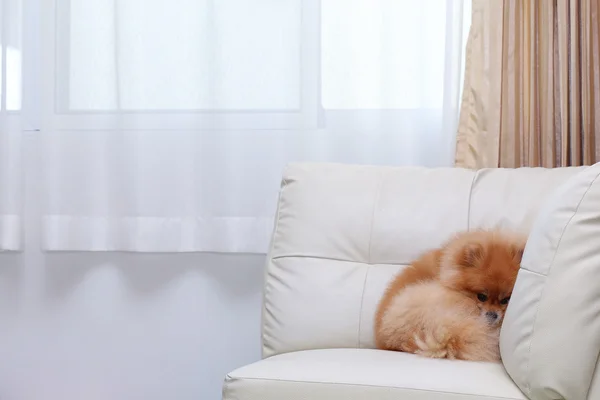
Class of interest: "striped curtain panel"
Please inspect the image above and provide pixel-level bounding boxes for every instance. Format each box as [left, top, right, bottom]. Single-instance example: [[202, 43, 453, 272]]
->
[[456, 0, 600, 168]]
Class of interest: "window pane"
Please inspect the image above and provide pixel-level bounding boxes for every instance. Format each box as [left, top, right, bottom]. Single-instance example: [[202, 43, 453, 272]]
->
[[322, 0, 448, 109], [0, 0, 22, 111], [63, 0, 301, 111]]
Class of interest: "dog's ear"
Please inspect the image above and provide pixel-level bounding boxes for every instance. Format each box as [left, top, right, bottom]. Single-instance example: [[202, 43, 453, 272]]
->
[[461, 242, 484, 267]]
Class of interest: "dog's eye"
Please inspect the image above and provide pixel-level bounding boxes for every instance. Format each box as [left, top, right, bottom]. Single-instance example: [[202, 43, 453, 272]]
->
[[477, 293, 488, 302], [500, 297, 510, 305]]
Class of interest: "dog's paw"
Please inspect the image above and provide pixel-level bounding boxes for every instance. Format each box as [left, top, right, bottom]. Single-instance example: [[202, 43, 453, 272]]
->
[[413, 330, 452, 359]]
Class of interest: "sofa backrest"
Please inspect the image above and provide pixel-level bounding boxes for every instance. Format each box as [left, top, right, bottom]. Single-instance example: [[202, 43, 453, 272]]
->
[[261, 163, 585, 358]]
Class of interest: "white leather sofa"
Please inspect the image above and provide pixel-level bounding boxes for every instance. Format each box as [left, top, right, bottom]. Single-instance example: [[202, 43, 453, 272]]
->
[[222, 162, 596, 400]]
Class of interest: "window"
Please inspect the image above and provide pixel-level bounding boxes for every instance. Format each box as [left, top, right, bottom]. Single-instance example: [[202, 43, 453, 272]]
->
[[49, 0, 464, 130], [1, 0, 22, 111], [59, 0, 303, 112], [322, 0, 449, 110]]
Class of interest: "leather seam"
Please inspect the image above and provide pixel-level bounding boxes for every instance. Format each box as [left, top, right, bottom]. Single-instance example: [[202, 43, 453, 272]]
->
[[518, 268, 546, 278], [524, 170, 600, 397], [225, 375, 522, 400], [367, 171, 384, 263], [261, 166, 290, 359], [466, 170, 478, 230], [358, 171, 383, 349], [586, 352, 600, 400], [271, 254, 409, 266], [356, 265, 372, 349]]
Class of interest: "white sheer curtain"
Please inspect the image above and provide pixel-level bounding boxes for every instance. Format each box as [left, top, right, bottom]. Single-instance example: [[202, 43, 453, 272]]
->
[[40, 0, 470, 253], [0, 0, 22, 250]]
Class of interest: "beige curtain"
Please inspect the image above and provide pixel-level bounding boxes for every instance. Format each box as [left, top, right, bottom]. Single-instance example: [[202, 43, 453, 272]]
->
[[456, 0, 600, 168]]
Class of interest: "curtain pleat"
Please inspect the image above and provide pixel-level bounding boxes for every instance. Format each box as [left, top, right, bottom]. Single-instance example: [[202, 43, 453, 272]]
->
[[455, 0, 504, 168]]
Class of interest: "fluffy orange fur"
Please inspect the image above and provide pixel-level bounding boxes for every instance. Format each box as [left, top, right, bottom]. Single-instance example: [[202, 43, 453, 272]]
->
[[374, 230, 526, 362]]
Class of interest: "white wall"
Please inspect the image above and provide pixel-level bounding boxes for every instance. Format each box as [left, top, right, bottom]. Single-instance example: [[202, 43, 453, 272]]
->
[[0, 134, 265, 400]]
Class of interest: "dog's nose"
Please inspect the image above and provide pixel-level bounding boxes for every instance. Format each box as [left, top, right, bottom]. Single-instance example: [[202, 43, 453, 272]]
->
[[486, 311, 499, 321]]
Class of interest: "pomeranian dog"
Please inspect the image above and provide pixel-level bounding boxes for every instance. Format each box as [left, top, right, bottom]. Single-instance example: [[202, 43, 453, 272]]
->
[[374, 230, 525, 362]]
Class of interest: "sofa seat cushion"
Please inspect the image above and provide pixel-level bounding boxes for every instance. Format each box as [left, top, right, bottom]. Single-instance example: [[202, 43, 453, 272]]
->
[[223, 349, 526, 400]]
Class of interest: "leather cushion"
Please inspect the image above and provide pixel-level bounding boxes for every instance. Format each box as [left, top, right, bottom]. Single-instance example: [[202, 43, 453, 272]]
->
[[224, 349, 526, 400], [500, 162, 600, 400], [263, 163, 584, 357]]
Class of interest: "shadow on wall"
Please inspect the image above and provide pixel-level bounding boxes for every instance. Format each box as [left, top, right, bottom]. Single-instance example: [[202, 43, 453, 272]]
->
[[0, 254, 23, 317], [43, 252, 263, 301], [0, 251, 265, 400]]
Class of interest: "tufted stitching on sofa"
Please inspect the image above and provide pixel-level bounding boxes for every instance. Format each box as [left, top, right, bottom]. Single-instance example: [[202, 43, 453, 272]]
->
[[524, 171, 600, 397], [271, 254, 405, 265], [357, 265, 371, 348], [466, 169, 478, 231], [357, 172, 384, 348], [367, 171, 384, 264]]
